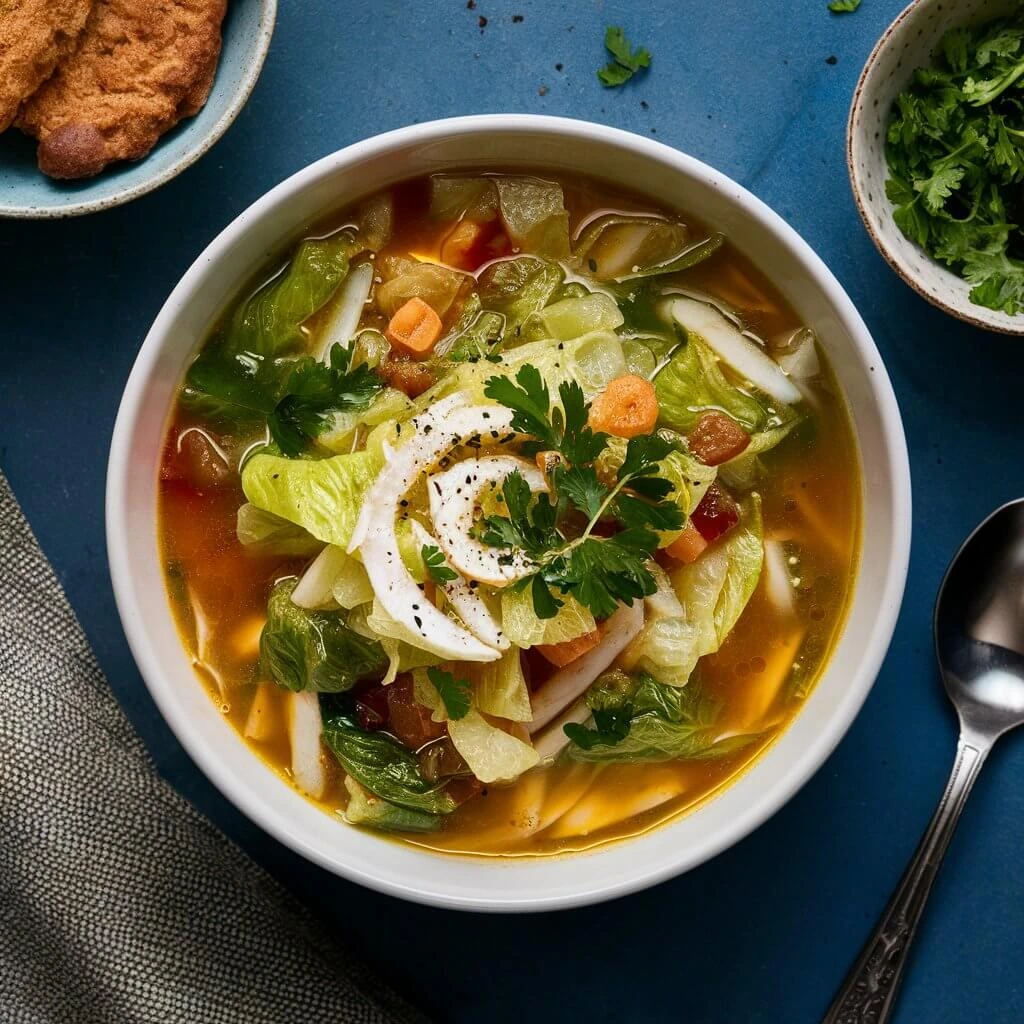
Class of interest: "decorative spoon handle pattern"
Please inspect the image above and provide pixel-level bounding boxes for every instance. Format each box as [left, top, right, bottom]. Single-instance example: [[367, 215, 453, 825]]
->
[[822, 737, 989, 1024]]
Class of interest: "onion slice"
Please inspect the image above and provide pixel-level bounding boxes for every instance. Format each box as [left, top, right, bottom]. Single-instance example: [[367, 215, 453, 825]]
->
[[662, 295, 802, 406], [317, 262, 373, 361], [528, 601, 645, 733]]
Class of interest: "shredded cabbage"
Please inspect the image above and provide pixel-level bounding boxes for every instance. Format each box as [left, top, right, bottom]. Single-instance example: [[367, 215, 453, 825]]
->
[[447, 711, 540, 784], [376, 255, 470, 317], [242, 449, 382, 549], [316, 388, 415, 454], [501, 587, 596, 647], [539, 292, 624, 340], [236, 504, 323, 556]]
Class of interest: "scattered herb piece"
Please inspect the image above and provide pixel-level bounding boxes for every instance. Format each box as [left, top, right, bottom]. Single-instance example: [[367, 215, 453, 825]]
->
[[598, 26, 651, 88], [422, 544, 458, 585], [885, 14, 1024, 314], [426, 667, 472, 721], [564, 703, 634, 749], [269, 343, 383, 457], [828, 0, 861, 12]]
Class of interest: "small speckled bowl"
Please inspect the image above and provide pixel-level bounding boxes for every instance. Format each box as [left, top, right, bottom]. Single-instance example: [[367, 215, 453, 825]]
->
[[0, 0, 276, 219], [848, 0, 1024, 334]]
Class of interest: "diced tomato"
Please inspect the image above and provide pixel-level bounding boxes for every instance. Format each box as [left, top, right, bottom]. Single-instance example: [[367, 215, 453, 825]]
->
[[354, 684, 390, 732], [386, 674, 446, 749], [690, 483, 740, 542], [380, 357, 436, 398], [688, 411, 751, 466]]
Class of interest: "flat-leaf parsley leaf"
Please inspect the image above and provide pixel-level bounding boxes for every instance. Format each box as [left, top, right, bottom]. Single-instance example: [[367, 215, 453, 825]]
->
[[598, 26, 651, 88]]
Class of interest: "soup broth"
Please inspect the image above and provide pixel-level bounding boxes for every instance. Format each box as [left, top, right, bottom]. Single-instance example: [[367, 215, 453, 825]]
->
[[158, 171, 860, 856]]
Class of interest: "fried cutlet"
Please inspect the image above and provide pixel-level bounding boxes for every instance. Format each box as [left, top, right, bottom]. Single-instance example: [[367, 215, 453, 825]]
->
[[0, 0, 94, 132], [17, 0, 227, 180]]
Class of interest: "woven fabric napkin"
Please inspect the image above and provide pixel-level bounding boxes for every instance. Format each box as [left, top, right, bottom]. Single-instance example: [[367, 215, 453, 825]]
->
[[0, 470, 428, 1024]]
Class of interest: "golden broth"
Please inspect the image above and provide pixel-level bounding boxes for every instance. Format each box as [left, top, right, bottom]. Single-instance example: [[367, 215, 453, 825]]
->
[[158, 172, 860, 858]]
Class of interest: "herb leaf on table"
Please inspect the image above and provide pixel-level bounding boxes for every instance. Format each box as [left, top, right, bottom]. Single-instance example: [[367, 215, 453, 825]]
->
[[598, 26, 651, 88]]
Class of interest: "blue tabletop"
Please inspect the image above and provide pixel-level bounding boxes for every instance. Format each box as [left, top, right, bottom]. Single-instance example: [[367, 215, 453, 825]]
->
[[4, 2, 1024, 1021]]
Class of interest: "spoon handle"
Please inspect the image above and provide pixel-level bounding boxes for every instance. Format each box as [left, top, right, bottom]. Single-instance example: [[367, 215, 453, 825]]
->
[[821, 734, 990, 1024]]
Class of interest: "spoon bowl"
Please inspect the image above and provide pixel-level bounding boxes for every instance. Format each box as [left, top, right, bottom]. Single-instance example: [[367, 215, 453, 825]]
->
[[936, 499, 1024, 738], [825, 498, 1024, 1023]]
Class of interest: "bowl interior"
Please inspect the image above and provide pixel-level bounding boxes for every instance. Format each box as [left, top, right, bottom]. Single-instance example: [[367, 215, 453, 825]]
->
[[0, 0, 275, 219], [108, 117, 911, 910], [848, 0, 1023, 334]]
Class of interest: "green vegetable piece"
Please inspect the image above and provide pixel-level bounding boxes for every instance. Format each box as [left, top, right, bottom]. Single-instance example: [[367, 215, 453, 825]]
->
[[598, 26, 651, 88], [321, 713, 456, 814], [241, 448, 382, 548], [259, 579, 387, 693], [564, 703, 634, 750], [828, 0, 861, 12], [343, 777, 442, 834], [426, 667, 472, 721], [236, 504, 323, 556]]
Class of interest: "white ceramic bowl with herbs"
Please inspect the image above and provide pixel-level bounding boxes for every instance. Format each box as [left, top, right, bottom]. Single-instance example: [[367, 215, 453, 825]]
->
[[848, 0, 1024, 334]]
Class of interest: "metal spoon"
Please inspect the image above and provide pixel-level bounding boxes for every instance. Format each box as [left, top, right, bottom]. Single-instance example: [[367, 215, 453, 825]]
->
[[823, 499, 1024, 1024]]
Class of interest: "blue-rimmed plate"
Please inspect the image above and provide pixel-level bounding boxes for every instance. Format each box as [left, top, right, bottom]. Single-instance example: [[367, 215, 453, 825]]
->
[[0, 0, 276, 219]]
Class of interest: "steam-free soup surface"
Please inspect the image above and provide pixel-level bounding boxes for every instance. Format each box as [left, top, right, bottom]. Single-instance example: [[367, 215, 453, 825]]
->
[[159, 171, 859, 856]]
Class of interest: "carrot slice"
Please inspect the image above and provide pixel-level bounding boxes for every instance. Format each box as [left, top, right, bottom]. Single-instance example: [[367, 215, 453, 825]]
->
[[588, 374, 659, 438], [385, 297, 443, 359], [664, 523, 709, 564], [536, 629, 602, 668]]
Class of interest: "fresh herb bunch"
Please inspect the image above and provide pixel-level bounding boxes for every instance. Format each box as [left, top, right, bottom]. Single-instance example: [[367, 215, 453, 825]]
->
[[886, 15, 1024, 314], [481, 366, 683, 619]]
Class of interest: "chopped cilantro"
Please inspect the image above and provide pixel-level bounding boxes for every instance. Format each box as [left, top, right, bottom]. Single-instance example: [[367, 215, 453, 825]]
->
[[828, 0, 861, 12], [885, 13, 1024, 314], [598, 26, 651, 88], [564, 703, 634, 750], [426, 667, 471, 721]]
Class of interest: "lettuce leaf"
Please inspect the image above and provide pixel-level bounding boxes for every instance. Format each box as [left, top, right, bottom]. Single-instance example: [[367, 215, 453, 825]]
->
[[376, 255, 471, 318], [241, 448, 382, 548], [494, 176, 571, 257], [447, 710, 540, 784], [259, 579, 387, 693], [623, 495, 763, 685], [322, 713, 456, 814], [477, 256, 565, 340], [654, 337, 771, 433], [539, 292, 624, 340], [236, 504, 323, 556], [501, 586, 596, 647], [568, 673, 758, 763], [343, 777, 443, 833]]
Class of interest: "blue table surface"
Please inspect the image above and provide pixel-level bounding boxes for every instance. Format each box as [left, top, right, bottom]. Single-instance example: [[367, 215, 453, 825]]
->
[[4, 2, 1024, 1021]]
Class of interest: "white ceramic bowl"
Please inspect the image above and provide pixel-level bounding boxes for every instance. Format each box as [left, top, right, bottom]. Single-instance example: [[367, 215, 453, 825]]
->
[[848, 0, 1023, 334], [107, 115, 911, 912]]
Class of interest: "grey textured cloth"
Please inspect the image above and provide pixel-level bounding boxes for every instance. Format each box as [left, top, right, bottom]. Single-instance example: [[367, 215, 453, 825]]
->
[[0, 471, 428, 1024]]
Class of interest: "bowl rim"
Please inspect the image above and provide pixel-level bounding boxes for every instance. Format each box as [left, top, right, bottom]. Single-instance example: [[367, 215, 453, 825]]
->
[[0, 0, 277, 220], [846, 0, 1024, 336], [107, 114, 912, 911]]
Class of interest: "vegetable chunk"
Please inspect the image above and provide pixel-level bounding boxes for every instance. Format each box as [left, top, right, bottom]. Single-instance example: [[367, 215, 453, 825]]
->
[[688, 411, 751, 466], [588, 374, 659, 438], [386, 297, 444, 359]]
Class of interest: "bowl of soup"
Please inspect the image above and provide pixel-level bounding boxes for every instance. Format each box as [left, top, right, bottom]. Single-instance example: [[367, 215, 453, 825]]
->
[[107, 115, 911, 910]]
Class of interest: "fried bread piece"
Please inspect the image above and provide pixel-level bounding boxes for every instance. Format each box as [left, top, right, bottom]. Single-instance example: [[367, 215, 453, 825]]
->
[[0, 0, 94, 132], [17, 0, 227, 179]]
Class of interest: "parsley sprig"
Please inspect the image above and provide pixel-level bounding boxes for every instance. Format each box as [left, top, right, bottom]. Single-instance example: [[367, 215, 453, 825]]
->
[[421, 545, 458, 586], [426, 667, 471, 721], [886, 14, 1024, 314], [481, 367, 682, 619], [598, 26, 651, 88]]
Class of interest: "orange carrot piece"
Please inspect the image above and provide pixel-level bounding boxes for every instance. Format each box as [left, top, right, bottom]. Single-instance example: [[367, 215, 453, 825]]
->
[[588, 374, 659, 438], [441, 219, 487, 269], [536, 629, 602, 668], [385, 297, 443, 360], [664, 523, 709, 564]]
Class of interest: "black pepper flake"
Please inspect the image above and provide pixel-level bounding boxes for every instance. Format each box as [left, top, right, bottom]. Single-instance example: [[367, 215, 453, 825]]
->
[[414, 615, 423, 629], [466, 0, 475, 6], [399, 499, 409, 507], [826, 55, 838, 66], [482, 411, 491, 419], [396, 424, 402, 434], [469, 581, 479, 590], [538, 84, 549, 96], [640, 99, 648, 110], [465, 474, 473, 485], [478, 14, 487, 28], [512, 13, 523, 22], [555, 62, 563, 71], [412, 603, 420, 611], [587, 258, 597, 272]]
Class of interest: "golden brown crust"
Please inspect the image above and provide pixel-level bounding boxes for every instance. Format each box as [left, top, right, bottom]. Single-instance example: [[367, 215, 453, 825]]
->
[[17, 0, 227, 180], [0, 0, 94, 132]]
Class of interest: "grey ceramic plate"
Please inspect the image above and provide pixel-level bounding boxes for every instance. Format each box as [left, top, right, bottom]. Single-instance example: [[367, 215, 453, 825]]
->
[[0, 0, 276, 219]]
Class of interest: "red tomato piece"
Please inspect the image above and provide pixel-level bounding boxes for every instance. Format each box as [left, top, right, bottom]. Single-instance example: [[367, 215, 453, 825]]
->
[[690, 483, 740, 542], [688, 411, 751, 466]]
